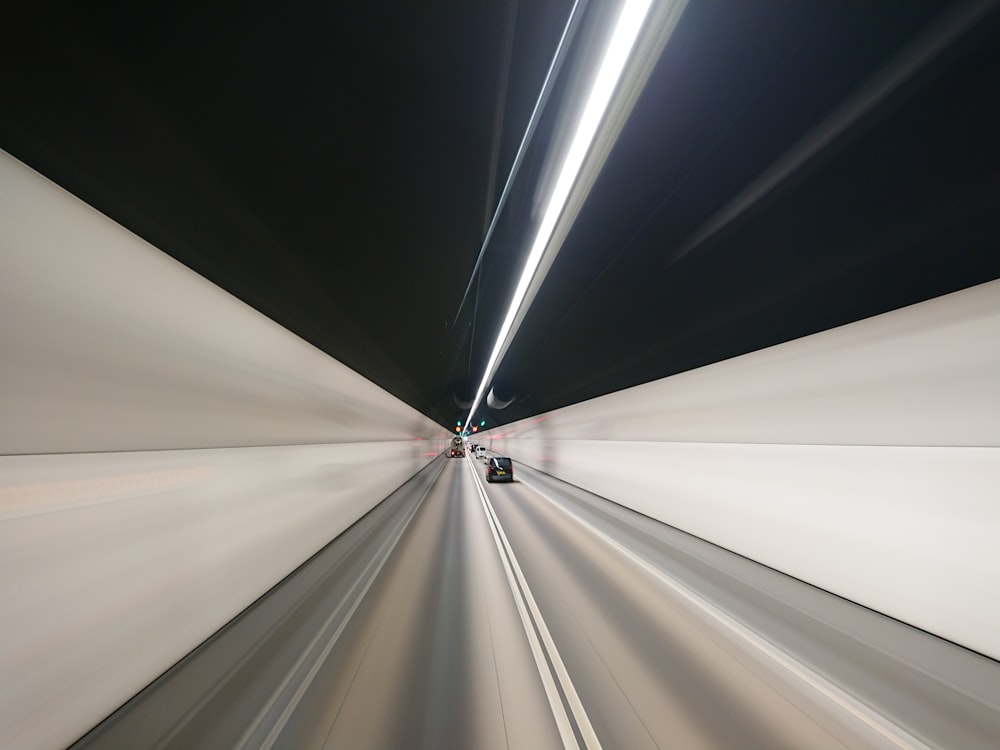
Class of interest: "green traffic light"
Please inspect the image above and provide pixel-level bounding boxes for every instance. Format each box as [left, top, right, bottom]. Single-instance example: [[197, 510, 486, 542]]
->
[[456, 420, 462, 426], [480, 420, 486, 426]]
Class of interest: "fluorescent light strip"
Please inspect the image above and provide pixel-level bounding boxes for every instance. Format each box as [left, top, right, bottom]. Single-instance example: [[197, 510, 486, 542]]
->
[[452, 0, 585, 326], [466, 0, 654, 426]]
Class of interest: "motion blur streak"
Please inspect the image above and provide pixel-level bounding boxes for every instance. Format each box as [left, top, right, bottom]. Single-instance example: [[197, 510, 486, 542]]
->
[[2, 143, 997, 747], [466, 0, 688, 423], [0, 150, 448, 750], [452, 0, 585, 325], [69, 459, 1000, 749], [518, 477, 932, 750], [1, 2, 997, 748], [670, 0, 1000, 265], [482, 279, 1000, 659], [0, 467, 215, 517], [0, 151, 444, 455]]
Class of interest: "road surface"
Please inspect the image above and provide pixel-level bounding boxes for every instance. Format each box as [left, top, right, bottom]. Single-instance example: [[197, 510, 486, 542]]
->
[[73, 455, 1000, 749]]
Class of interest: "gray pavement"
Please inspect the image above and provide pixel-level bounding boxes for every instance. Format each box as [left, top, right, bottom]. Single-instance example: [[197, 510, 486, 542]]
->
[[72, 455, 1000, 749]]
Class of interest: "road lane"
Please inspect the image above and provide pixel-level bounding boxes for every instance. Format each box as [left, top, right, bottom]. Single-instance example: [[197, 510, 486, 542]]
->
[[513, 463, 1000, 749], [274, 457, 561, 749], [481, 472, 851, 748], [454, 457, 565, 750], [483, 461, 1000, 749], [70, 458, 446, 750], [69, 452, 1000, 749], [468, 456, 601, 749]]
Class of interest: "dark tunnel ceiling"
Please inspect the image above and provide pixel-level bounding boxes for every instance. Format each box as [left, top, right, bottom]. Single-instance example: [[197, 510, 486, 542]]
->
[[3, 1, 999, 429]]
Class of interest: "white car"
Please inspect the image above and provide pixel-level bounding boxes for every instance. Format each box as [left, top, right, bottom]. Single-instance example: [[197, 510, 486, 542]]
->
[[475, 447, 488, 460]]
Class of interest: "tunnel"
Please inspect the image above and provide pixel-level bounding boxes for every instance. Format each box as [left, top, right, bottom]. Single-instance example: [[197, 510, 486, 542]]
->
[[2, 1, 1000, 748]]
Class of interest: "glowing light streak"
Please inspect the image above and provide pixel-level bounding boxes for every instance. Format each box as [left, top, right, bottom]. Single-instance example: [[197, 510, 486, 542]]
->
[[466, 0, 655, 426]]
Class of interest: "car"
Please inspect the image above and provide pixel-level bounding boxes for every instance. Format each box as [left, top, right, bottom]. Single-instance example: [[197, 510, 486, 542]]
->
[[475, 447, 488, 460], [486, 456, 513, 483]]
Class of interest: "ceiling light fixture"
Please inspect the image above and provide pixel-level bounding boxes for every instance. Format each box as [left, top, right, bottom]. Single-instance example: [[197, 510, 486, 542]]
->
[[465, 0, 658, 427], [452, 0, 586, 327]]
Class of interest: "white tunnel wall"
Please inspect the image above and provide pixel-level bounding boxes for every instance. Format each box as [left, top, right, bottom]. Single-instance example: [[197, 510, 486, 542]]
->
[[484, 279, 1000, 661], [0, 151, 448, 749]]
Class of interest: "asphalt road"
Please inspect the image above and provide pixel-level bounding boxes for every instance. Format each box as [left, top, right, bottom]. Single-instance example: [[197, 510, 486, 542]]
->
[[73, 454, 1000, 749]]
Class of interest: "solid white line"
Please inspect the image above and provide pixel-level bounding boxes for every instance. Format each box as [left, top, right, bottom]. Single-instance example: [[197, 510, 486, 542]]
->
[[519, 476, 935, 750], [467, 463, 578, 749], [466, 458, 602, 750]]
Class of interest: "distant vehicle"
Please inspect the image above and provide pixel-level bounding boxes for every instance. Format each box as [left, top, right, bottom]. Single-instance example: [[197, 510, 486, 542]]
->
[[486, 456, 513, 483], [450, 436, 465, 458], [475, 447, 487, 460]]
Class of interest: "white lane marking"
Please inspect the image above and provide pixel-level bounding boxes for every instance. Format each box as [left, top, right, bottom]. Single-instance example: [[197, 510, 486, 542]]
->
[[519, 476, 935, 750], [466, 458, 602, 750], [234, 473, 436, 750], [466, 460, 578, 749]]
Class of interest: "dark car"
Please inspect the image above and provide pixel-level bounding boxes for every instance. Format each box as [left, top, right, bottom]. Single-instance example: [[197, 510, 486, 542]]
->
[[486, 456, 513, 483]]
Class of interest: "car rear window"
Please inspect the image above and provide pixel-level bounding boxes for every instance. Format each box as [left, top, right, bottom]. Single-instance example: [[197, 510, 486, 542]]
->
[[491, 458, 512, 470]]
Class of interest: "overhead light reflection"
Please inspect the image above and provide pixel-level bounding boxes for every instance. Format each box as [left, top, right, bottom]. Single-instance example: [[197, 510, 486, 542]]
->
[[466, 0, 657, 426]]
